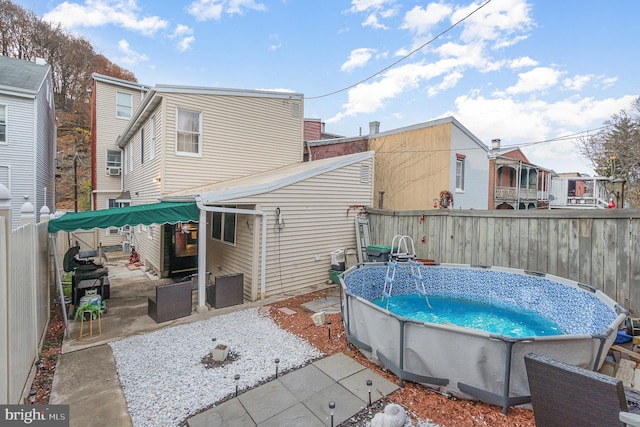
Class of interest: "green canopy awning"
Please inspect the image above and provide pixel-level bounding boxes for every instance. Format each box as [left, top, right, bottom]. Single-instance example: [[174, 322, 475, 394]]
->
[[48, 202, 199, 233]]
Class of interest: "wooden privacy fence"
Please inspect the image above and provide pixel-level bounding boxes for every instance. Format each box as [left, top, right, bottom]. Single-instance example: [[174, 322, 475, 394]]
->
[[366, 208, 640, 315]]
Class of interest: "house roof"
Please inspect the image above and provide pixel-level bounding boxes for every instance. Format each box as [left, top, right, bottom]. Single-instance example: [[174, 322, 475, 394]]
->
[[92, 72, 151, 91], [116, 85, 304, 148], [162, 151, 374, 204], [0, 55, 50, 98], [306, 116, 489, 153]]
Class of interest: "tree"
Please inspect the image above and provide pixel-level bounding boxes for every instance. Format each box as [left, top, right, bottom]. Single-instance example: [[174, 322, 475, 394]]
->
[[0, 0, 138, 209], [577, 97, 640, 207]]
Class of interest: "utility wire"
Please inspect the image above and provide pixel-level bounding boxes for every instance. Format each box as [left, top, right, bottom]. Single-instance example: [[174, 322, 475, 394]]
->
[[305, 0, 495, 100]]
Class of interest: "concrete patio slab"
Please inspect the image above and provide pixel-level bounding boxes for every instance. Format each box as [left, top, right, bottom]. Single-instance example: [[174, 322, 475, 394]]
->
[[237, 379, 299, 424], [312, 351, 366, 381], [187, 398, 255, 427], [302, 381, 366, 426], [258, 403, 326, 427], [338, 366, 400, 404], [278, 364, 336, 401]]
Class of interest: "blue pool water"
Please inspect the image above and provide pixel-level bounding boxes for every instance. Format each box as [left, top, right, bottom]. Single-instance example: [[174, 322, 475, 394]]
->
[[372, 294, 563, 338]]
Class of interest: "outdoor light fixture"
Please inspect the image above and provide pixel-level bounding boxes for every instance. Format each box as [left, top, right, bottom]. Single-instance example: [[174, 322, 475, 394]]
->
[[366, 380, 373, 406], [329, 401, 336, 427], [327, 320, 332, 339], [234, 374, 240, 397], [275, 358, 280, 378]]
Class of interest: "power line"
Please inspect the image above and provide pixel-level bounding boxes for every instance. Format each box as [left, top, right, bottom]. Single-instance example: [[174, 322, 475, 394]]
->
[[305, 0, 495, 100]]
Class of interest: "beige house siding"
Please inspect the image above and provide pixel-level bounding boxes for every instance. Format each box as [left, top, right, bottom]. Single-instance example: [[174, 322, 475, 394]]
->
[[369, 123, 451, 210], [205, 207, 256, 301], [93, 76, 148, 246], [160, 93, 303, 194], [206, 157, 373, 300]]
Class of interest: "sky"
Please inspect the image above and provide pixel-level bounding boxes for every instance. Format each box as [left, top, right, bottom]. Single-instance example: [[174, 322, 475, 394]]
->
[[15, 0, 640, 175]]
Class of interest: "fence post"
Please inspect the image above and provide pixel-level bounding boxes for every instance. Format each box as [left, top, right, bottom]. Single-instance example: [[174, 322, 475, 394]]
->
[[0, 184, 11, 404], [20, 202, 35, 226]]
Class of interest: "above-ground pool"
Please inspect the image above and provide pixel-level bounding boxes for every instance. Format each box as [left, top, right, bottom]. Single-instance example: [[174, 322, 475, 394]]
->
[[340, 262, 627, 414]]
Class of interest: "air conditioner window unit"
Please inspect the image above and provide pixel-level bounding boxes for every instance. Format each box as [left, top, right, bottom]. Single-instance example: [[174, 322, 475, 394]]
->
[[107, 166, 121, 176]]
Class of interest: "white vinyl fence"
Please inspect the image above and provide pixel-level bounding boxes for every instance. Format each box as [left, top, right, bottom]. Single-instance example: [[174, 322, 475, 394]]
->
[[0, 209, 52, 404]]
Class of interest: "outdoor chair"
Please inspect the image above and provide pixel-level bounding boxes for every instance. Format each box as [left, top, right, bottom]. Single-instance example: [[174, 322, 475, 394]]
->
[[524, 352, 640, 427], [148, 281, 192, 323]]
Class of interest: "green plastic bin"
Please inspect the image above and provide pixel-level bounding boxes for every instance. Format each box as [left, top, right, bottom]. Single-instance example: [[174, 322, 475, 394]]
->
[[329, 269, 342, 285], [366, 245, 392, 262]]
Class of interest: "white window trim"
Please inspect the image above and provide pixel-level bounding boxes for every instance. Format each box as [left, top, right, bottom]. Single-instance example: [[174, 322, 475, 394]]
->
[[455, 156, 465, 192], [129, 143, 134, 173], [175, 108, 202, 157], [209, 206, 237, 246], [141, 127, 145, 165], [0, 104, 7, 145], [116, 91, 133, 119]]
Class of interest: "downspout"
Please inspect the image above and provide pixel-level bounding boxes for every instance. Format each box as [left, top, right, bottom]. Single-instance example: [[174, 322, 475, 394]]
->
[[195, 201, 268, 303], [306, 141, 313, 162]]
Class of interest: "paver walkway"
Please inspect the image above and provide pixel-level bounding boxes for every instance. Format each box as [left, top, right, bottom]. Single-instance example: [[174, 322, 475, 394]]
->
[[186, 352, 399, 427]]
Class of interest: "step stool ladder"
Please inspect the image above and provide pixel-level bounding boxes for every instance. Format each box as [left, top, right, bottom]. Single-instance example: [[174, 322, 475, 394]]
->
[[407, 259, 432, 309], [381, 260, 399, 310]]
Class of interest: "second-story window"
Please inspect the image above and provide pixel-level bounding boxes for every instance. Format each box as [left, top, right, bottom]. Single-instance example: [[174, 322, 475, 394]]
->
[[0, 104, 6, 143], [116, 92, 132, 119], [141, 128, 145, 164], [149, 115, 156, 160], [455, 154, 465, 191], [176, 109, 201, 156]]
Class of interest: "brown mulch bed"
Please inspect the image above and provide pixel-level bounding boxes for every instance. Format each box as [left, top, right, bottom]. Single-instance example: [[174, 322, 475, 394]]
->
[[268, 288, 537, 427], [32, 289, 536, 426]]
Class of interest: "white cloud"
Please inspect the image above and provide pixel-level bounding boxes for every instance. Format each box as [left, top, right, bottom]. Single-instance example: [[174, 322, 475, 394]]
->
[[445, 94, 638, 174], [452, 0, 533, 47], [363, 13, 388, 29], [341, 48, 377, 72], [563, 74, 594, 91], [504, 67, 564, 95], [400, 3, 452, 35], [169, 25, 195, 52], [116, 39, 149, 66], [268, 43, 282, 51], [428, 71, 463, 97], [509, 56, 538, 69], [187, 0, 266, 21], [42, 0, 168, 36], [348, 0, 396, 29]]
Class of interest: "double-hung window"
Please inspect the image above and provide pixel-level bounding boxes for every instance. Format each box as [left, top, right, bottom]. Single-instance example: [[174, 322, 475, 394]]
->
[[210, 206, 236, 245], [106, 149, 122, 175], [116, 92, 132, 119], [0, 105, 6, 144], [105, 199, 131, 236], [176, 109, 201, 156], [455, 154, 465, 191]]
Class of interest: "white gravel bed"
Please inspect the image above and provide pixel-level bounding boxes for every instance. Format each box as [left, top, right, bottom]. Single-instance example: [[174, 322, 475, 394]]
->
[[109, 308, 323, 427]]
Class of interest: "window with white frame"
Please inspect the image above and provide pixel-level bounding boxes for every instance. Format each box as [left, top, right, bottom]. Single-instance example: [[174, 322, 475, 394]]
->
[[455, 154, 465, 191], [210, 206, 236, 245], [149, 115, 156, 160], [105, 199, 131, 235], [176, 109, 201, 155], [116, 92, 133, 119], [106, 149, 122, 175], [0, 104, 6, 144]]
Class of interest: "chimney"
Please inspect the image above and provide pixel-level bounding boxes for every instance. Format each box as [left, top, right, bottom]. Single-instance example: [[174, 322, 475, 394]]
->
[[369, 121, 380, 135], [491, 138, 501, 150]]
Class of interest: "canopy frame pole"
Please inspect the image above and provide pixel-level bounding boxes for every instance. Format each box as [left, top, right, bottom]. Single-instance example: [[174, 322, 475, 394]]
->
[[196, 202, 267, 299], [50, 233, 70, 337]]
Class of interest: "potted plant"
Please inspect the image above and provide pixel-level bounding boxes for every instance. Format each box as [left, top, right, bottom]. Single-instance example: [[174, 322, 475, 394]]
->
[[74, 300, 106, 321], [439, 190, 454, 208], [210, 338, 229, 361]]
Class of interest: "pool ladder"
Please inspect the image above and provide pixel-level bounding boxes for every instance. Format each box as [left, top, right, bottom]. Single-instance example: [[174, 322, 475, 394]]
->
[[382, 260, 398, 310], [408, 259, 433, 309]]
